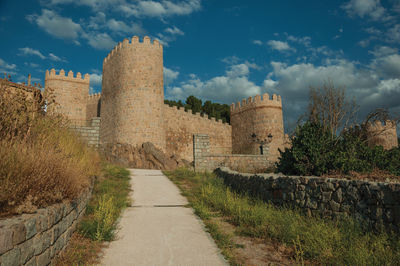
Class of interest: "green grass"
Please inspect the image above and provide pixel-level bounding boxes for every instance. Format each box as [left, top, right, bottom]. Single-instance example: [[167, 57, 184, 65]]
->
[[79, 164, 131, 241], [164, 168, 400, 265]]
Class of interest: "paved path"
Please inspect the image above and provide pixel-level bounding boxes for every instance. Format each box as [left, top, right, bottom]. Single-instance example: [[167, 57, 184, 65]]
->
[[100, 169, 227, 266]]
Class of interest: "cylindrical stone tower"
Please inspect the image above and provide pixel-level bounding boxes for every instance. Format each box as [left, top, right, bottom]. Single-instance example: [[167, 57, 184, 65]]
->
[[230, 93, 285, 162], [44, 69, 90, 125], [100, 36, 165, 150]]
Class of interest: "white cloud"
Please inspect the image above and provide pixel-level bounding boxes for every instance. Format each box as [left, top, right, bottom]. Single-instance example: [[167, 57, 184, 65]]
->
[[342, 0, 387, 21], [221, 56, 240, 65], [0, 58, 16, 70], [119, 0, 201, 18], [164, 67, 179, 85], [165, 26, 184, 35], [27, 9, 82, 40], [106, 19, 144, 35], [267, 40, 296, 52], [90, 73, 102, 86], [371, 53, 400, 78], [18, 47, 46, 59], [386, 23, 400, 43], [166, 63, 261, 103], [48, 53, 64, 62], [156, 26, 184, 46], [252, 40, 263, 45], [83, 32, 116, 50], [369, 46, 398, 57]]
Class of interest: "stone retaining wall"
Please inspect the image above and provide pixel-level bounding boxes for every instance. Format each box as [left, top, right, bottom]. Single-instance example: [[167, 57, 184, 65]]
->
[[215, 167, 400, 232], [193, 134, 272, 173], [70, 117, 100, 148], [0, 187, 92, 266]]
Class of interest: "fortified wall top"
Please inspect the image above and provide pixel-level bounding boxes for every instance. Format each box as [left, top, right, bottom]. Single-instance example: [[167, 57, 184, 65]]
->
[[88, 92, 101, 99], [45, 69, 90, 84], [230, 93, 282, 114], [103, 36, 162, 65]]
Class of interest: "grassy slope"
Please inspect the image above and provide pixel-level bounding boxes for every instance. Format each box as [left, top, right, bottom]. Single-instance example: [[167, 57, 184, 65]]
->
[[164, 168, 400, 265], [55, 164, 131, 265]]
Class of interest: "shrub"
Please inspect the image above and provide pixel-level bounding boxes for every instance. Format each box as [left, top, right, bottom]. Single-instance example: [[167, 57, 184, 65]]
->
[[277, 121, 400, 177], [276, 122, 337, 175], [0, 83, 100, 216]]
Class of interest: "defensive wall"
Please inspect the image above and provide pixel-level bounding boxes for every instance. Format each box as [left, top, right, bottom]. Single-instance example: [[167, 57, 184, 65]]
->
[[70, 117, 101, 148], [194, 134, 272, 173], [45, 69, 90, 126], [100, 36, 166, 151], [216, 167, 400, 232], [164, 105, 232, 161], [367, 120, 398, 150], [86, 93, 101, 121], [231, 93, 286, 162], [0, 186, 92, 266]]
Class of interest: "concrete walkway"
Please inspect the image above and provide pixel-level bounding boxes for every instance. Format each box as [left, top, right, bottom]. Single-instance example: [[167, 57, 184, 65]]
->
[[100, 169, 227, 266]]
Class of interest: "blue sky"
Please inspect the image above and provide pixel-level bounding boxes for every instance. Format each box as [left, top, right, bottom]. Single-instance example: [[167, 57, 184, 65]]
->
[[0, 0, 399, 132]]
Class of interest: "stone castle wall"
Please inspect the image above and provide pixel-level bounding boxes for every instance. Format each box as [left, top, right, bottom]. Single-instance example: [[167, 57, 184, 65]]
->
[[367, 120, 398, 150], [100, 36, 166, 151], [216, 167, 400, 232], [194, 134, 271, 173], [0, 186, 92, 266], [86, 93, 101, 121], [164, 105, 232, 161], [231, 93, 286, 162], [45, 69, 89, 126], [70, 117, 101, 148]]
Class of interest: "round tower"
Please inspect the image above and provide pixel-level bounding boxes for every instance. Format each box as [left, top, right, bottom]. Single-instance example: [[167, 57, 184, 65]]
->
[[230, 93, 285, 162], [44, 69, 90, 125], [100, 36, 165, 150]]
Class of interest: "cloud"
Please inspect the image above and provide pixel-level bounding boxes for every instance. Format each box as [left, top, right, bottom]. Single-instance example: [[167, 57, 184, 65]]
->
[[164, 67, 179, 85], [342, 0, 387, 21], [252, 40, 263, 45], [83, 32, 116, 50], [386, 23, 400, 43], [48, 53, 64, 62], [369, 46, 398, 57], [18, 47, 46, 59], [166, 63, 261, 103], [119, 0, 201, 18], [156, 26, 185, 46], [90, 73, 102, 86], [27, 9, 82, 40], [267, 40, 296, 52], [164, 26, 184, 35], [371, 53, 400, 78], [0, 58, 16, 70], [106, 19, 145, 35]]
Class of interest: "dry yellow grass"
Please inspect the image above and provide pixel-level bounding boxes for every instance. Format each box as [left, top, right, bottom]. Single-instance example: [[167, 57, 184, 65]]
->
[[0, 80, 100, 216]]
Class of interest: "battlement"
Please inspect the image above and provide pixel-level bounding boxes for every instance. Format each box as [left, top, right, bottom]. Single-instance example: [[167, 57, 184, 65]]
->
[[230, 93, 282, 113], [366, 120, 397, 130], [103, 36, 162, 64], [164, 104, 231, 128], [88, 92, 101, 99], [45, 69, 90, 83]]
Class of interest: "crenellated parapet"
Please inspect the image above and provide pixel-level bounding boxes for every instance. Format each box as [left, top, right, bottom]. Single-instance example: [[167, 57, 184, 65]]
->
[[45, 69, 90, 84], [103, 36, 162, 65], [88, 92, 101, 99], [230, 93, 282, 114], [164, 104, 231, 128], [365, 120, 398, 150]]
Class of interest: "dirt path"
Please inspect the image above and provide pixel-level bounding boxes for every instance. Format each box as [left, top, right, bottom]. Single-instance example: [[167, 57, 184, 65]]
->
[[100, 169, 227, 266]]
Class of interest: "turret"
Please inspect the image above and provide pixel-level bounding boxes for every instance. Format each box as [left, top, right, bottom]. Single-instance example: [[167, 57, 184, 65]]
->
[[100, 36, 165, 150], [230, 93, 285, 162], [44, 69, 90, 125]]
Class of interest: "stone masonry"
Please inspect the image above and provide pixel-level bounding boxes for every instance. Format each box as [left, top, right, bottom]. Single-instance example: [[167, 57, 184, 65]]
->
[[216, 167, 400, 232], [194, 134, 272, 173], [0, 186, 92, 266], [44, 35, 398, 162], [45, 69, 90, 126]]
